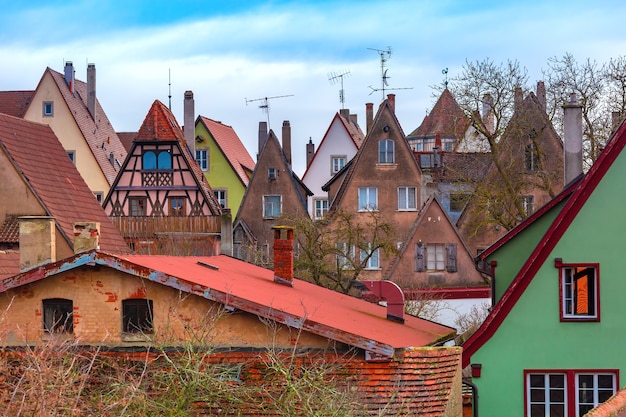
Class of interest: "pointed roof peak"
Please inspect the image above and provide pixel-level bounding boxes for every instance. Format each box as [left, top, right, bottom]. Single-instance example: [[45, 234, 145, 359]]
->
[[135, 100, 184, 142], [409, 88, 470, 139]]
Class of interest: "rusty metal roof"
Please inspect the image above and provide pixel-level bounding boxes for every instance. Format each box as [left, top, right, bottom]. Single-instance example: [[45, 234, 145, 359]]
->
[[2, 250, 456, 357]]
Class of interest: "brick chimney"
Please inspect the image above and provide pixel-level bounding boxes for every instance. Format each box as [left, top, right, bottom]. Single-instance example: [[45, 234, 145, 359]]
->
[[340, 108, 349, 119], [536, 81, 546, 112], [366, 103, 374, 134], [64, 61, 75, 94], [306, 138, 315, 168], [514, 86, 523, 112], [73, 222, 100, 253], [282, 120, 292, 166], [272, 226, 294, 287], [258, 121, 268, 160], [184, 90, 195, 155], [19, 216, 56, 272], [349, 113, 358, 126], [563, 93, 583, 185], [387, 94, 396, 113], [87, 63, 96, 120], [482, 93, 495, 135]]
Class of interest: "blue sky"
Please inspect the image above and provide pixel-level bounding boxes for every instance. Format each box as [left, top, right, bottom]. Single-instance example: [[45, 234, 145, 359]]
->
[[1, 0, 625, 174]]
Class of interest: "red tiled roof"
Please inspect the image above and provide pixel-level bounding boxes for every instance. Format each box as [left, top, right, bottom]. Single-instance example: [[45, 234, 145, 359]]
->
[[198, 116, 255, 186], [46, 68, 127, 186], [0, 91, 34, 118], [0, 113, 129, 253], [409, 88, 470, 139], [0, 251, 19, 280], [116, 131, 136, 152], [586, 388, 626, 417], [0, 215, 21, 244]]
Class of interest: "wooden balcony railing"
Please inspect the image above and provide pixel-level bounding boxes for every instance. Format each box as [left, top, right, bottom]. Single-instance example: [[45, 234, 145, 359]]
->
[[110, 216, 221, 239]]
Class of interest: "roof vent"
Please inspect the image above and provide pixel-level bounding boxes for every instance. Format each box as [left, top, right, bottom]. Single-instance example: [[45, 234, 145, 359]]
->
[[361, 280, 405, 323]]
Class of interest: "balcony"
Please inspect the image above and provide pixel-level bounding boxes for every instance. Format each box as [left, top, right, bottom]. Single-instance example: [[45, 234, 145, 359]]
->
[[110, 215, 221, 239]]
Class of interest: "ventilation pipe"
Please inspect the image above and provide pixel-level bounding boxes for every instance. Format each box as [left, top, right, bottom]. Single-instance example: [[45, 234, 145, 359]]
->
[[361, 280, 405, 323]]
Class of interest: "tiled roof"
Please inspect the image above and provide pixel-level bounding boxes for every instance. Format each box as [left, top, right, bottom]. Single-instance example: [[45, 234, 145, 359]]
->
[[338, 111, 365, 147], [198, 116, 255, 186], [0, 251, 19, 280], [0, 215, 21, 243], [585, 388, 626, 417], [409, 88, 470, 139], [134, 101, 222, 214], [430, 152, 492, 183], [0, 113, 130, 253], [47, 68, 127, 185], [0, 90, 34, 118], [116, 131, 136, 152]]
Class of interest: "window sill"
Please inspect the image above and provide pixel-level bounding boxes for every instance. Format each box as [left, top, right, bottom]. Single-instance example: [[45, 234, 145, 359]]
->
[[42, 332, 74, 342], [397, 208, 418, 212], [121, 332, 154, 343]]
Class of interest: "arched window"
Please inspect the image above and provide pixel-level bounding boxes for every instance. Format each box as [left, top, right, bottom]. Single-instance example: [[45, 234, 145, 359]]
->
[[157, 151, 172, 169], [142, 151, 156, 169]]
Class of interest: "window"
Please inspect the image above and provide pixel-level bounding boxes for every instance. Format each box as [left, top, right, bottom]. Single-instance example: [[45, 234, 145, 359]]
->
[[521, 195, 534, 216], [214, 189, 227, 208], [43, 298, 73, 334], [314, 199, 328, 219], [129, 197, 147, 216], [43, 101, 53, 117], [143, 150, 171, 170], [195, 149, 208, 171], [526, 371, 616, 417], [94, 192, 104, 204], [526, 143, 539, 171], [67, 151, 76, 164], [556, 261, 599, 321], [449, 193, 469, 213], [268, 168, 277, 180], [263, 195, 282, 218], [122, 299, 154, 334], [169, 197, 185, 216], [336, 242, 355, 270], [331, 155, 346, 174], [398, 187, 417, 210], [361, 244, 380, 270], [379, 139, 395, 163], [415, 243, 457, 272], [358, 187, 378, 211]]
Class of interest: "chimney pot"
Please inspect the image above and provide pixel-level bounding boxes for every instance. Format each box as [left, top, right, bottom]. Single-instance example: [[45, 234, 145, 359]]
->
[[64, 61, 75, 94], [306, 137, 315, 168], [387, 94, 396, 113]]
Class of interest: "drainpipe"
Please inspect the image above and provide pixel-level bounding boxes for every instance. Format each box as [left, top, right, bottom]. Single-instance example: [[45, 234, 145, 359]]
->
[[463, 378, 479, 417]]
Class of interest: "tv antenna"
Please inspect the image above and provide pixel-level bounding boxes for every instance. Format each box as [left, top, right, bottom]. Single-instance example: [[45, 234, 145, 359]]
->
[[442, 68, 449, 88], [245, 94, 293, 129], [367, 46, 412, 99], [328, 69, 351, 109]]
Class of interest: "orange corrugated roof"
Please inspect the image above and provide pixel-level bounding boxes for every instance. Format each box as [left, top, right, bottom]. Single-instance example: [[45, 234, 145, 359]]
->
[[0, 113, 130, 253], [199, 116, 255, 186]]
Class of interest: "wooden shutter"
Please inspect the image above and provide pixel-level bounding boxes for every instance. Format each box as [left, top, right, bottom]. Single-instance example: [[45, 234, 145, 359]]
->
[[446, 243, 457, 272], [414, 243, 425, 272]]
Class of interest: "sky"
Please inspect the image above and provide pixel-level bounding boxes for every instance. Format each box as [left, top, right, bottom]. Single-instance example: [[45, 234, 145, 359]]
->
[[1, 0, 625, 175]]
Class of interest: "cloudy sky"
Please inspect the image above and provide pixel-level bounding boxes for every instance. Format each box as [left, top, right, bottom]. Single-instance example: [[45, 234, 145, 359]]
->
[[1, 0, 625, 174]]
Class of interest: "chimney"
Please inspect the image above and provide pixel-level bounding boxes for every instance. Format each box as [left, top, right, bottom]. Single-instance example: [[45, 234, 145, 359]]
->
[[64, 61, 75, 94], [563, 93, 583, 185], [184, 91, 195, 155], [514, 87, 523, 111], [349, 113, 358, 126], [361, 280, 405, 323], [339, 108, 349, 119], [536, 81, 546, 112], [272, 226, 294, 287], [19, 216, 56, 272], [282, 120, 292, 165], [387, 93, 396, 113], [87, 63, 96, 120], [366, 103, 374, 134], [482, 93, 495, 134], [306, 138, 315, 168], [73, 222, 100, 253], [257, 121, 268, 160]]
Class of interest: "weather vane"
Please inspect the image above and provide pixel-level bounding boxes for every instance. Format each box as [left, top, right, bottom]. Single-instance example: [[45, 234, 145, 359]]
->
[[367, 46, 412, 99], [328, 69, 351, 109], [245, 94, 294, 130]]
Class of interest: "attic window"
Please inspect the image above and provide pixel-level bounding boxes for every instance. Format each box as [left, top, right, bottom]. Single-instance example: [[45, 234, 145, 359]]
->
[[558, 263, 599, 321], [268, 168, 277, 180], [43, 101, 53, 117]]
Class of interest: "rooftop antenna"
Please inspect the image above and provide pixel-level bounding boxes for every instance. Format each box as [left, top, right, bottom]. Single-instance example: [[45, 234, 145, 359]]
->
[[442, 68, 449, 89], [168, 69, 172, 110], [367, 46, 412, 99], [245, 94, 294, 130], [328, 69, 351, 109]]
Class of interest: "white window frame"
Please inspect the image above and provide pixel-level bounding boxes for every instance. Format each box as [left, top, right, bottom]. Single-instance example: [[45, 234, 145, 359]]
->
[[331, 155, 346, 174], [263, 195, 282, 218], [378, 139, 395, 164], [314, 199, 328, 220], [43, 101, 53, 117], [214, 189, 227, 208], [361, 244, 380, 270], [559, 263, 599, 321], [195, 149, 208, 171], [398, 186, 417, 211], [426, 243, 445, 271], [358, 187, 378, 211]]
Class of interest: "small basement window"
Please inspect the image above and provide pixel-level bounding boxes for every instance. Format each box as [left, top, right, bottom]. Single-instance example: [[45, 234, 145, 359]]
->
[[122, 299, 154, 334]]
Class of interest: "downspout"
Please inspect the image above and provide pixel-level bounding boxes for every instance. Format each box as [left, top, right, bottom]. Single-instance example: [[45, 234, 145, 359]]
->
[[463, 378, 479, 417], [476, 259, 497, 307]]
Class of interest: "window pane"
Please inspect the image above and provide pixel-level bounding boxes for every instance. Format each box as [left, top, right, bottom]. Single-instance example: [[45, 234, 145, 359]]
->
[[157, 151, 172, 169], [550, 374, 565, 388], [549, 404, 565, 417], [598, 375, 614, 389], [562, 266, 597, 318], [530, 404, 545, 417], [143, 151, 156, 169]]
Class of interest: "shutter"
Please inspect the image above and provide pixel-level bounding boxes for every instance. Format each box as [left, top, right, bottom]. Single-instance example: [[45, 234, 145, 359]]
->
[[446, 243, 457, 272], [415, 243, 425, 272]]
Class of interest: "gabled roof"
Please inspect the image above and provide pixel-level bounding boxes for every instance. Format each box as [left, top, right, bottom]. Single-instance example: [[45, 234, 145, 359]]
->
[[462, 119, 626, 367], [302, 111, 364, 179], [116, 131, 136, 152], [408, 88, 470, 139], [197, 116, 255, 187], [0, 113, 130, 253], [1, 250, 456, 357], [120, 100, 222, 215], [0, 90, 34, 118], [44, 68, 127, 185]]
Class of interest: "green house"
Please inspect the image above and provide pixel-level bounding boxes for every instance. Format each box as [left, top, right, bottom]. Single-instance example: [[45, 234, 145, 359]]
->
[[463, 116, 626, 417], [194, 116, 255, 218]]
